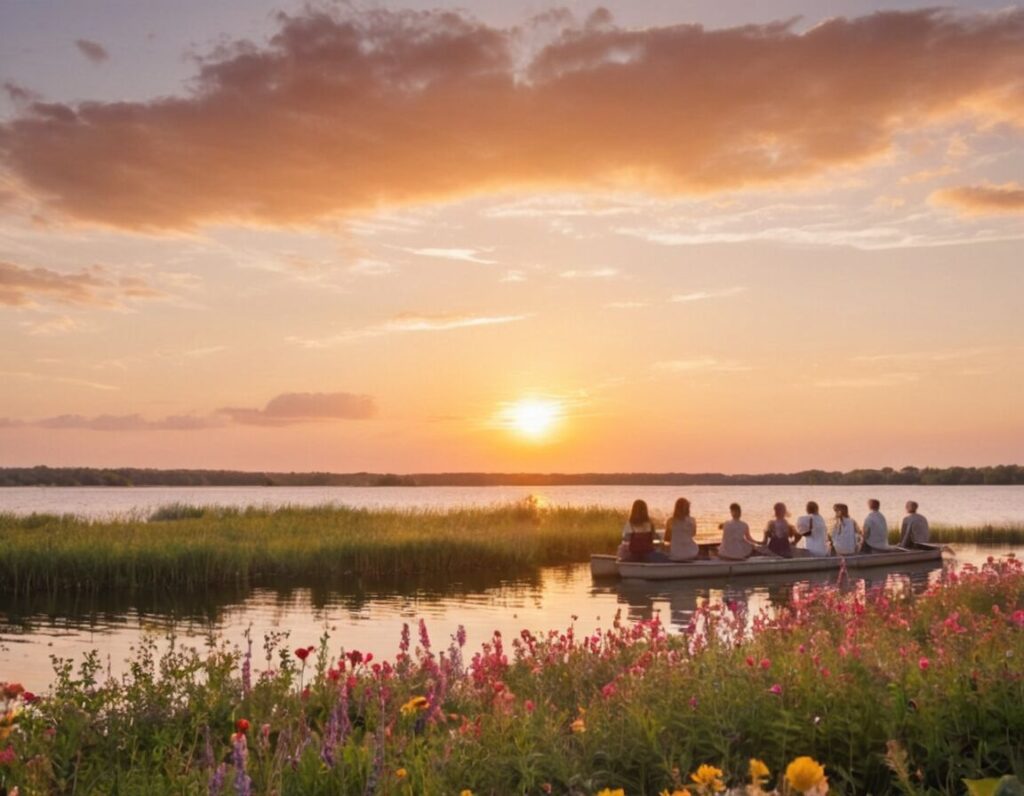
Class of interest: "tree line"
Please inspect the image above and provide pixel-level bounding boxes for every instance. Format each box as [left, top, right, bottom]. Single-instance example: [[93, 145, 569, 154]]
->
[[1, 464, 1022, 487]]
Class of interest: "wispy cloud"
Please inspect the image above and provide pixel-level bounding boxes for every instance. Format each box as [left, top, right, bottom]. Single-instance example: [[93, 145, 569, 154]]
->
[[852, 347, 995, 363], [0, 369, 118, 391], [559, 268, 620, 279], [402, 247, 497, 265], [606, 301, 649, 309], [0, 260, 166, 309], [289, 312, 529, 348], [348, 258, 395, 277], [931, 183, 1024, 215], [37, 413, 217, 431], [653, 357, 752, 373], [671, 286, 746, 303], [815, 373, 920, 388]]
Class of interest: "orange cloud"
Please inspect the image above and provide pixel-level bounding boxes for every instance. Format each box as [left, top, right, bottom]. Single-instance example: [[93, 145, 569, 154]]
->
[[931, 183, 1024, 215], [0, 260, 165, 307], [3, 8, 1024, 229], [217, 392, 376, 425], [36, 414, 216, 431]]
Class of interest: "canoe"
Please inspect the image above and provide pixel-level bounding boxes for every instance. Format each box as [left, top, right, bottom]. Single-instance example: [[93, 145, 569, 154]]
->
[[591, 543, 944, 580]]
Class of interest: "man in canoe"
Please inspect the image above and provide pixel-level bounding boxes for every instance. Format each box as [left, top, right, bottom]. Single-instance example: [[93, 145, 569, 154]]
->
[[861, 498, 893, 553], [899, 501, 931, 549]]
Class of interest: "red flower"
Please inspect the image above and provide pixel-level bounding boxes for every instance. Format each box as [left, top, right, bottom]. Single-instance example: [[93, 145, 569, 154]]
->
[[295, 646, 315, 662], [0, 745, 15, 766], [759, 657, 771, 670], [2, 683, 24, 700], [235, 718, 250, 734], [21, 691, 37, 704], [918, 657, 930, 671]]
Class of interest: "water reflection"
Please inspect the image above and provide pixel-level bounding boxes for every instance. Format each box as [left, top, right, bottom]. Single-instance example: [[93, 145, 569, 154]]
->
[[0, 546, 1007, 691]]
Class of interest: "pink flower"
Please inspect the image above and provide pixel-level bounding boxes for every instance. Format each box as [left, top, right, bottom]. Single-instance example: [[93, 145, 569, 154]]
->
[[919, 657, 930, 671], [769, 683, 783, 696], [759, 657, 771, 670], [0, 746, 15, 766], [1011, 609, 1024, 628], [601, 682, 618, 699], [524, 700, 535, 713], [745, 656, 755, 667]]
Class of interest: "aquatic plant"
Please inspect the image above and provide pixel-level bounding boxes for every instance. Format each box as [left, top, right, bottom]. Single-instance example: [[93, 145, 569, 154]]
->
[[0, 555, 1020, 794]]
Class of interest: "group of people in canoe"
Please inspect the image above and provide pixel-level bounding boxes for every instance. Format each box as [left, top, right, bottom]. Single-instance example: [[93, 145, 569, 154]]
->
[[620, 497, 931, 563]]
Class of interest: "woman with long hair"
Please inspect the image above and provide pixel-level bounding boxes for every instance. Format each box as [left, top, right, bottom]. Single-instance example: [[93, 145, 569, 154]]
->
[[665, 497, 699, 561], [762, 502, 798, 558], [831, 503, 860, 556], [622, 499, 662, 562]]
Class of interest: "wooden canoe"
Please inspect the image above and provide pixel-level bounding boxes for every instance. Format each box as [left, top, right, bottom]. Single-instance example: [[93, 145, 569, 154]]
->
[[591, 543, 944, 580]]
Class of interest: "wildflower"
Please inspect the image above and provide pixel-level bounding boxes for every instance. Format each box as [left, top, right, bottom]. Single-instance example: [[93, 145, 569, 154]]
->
[[396, 768, 408, 780], [918, 656, 930, 671], [400, 696, 429, 717], [235, 718, 250, 734], [0, 746, 15, 766], [524, 699, 535, 713], [660, 790, 692, 796], [785, 757, 827, 794], [769, 683, 783, 696], [20, 691, 37, 704], [690, 764, 726, 793], [2, 683, 24, 700], [460, 791, 473, 796], [295, 646, 314, 662], [596, 790, 625, 796], [570, 717, 587, 734], [749, 758, 770, 785], [601, 682, 618, 699], [759, 657, 771, 670]]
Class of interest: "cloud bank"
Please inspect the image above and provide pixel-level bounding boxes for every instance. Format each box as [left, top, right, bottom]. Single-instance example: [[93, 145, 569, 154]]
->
[[217, 392, 376, 425], [3, 8, 1023, 229]]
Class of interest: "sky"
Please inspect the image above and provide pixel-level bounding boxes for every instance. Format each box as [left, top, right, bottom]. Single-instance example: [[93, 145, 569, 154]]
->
[[1, 0, 1023, 474]]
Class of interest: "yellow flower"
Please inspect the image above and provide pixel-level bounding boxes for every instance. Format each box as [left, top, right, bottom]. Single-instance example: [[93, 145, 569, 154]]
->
[[400, 696, 429, 717], [395, 768, 408, 780], [460, 791, 473, 796], [690, 764, 726, 793], [570, 717, 587, 734], [596, 790, 625, 796], [749, 758, 770, 784], [785, 757, 827, 793], [660, 790, 693, 796]]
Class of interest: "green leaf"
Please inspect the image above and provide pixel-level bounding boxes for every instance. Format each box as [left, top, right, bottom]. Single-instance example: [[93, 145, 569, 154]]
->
[[964, 777, 1024, 796]]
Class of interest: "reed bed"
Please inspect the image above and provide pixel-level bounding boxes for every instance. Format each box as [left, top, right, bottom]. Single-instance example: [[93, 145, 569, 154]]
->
[[0, 504, 1021, 596], [0, 556, 1021, 794], [0, 503, 622, 595]]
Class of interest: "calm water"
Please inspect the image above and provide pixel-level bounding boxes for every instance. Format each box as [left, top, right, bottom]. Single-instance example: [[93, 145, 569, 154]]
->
[[1, 486, 1022, 690], [3, 484, 1024, 527]]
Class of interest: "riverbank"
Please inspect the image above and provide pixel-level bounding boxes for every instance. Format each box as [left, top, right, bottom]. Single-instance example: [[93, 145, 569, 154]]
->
[[1, 556, 1020, 794], [1, 504, 1022, 595]]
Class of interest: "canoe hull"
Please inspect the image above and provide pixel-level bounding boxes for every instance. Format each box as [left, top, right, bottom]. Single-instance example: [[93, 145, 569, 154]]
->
[[596, 545, 943, 581]]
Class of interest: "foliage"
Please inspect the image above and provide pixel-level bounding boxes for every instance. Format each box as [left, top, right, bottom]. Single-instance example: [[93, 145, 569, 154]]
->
[[0, 557, 1021, 794]]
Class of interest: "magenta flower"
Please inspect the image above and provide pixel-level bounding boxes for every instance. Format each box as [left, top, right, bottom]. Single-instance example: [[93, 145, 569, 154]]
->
[[769, 683, 783, 696]]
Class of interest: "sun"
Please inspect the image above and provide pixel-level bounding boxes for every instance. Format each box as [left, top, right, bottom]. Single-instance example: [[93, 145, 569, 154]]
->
[[504, 398, 562, 440]]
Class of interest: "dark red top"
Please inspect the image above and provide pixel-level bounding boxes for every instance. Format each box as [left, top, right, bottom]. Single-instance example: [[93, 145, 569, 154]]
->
[[628, 529, 655, 555]]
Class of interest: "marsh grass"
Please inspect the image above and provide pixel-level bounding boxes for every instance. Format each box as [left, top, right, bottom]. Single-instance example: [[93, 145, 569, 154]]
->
[[0, 503, 1020, 596], [0, 502, 622, 595]]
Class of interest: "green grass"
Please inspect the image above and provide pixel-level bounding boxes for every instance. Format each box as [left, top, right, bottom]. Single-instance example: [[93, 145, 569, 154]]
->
[[1, 503, 1021, 596], [0, 502, 622, 595]]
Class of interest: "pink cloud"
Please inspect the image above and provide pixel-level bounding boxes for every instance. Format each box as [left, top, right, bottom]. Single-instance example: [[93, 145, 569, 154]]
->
[[2, 8, 1022, 229], [931, 182, 1024, 215]]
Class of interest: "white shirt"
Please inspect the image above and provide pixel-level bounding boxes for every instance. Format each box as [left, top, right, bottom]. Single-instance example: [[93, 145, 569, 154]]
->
[[832, 517, 860, 556], [796, 513, 829, 556], [862, 510, 890, 550]]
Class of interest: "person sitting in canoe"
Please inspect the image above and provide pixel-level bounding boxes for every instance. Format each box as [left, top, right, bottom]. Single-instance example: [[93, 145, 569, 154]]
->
[[831, 503, 861, 555], [664, 497, 699, 562], [762, 502, 799, 558], [621, 499, 667, 562], [860, 498, 893, 553], [899, 501, 931, 549], [796, 501, 829, 557], [717, 502, 767, 560]]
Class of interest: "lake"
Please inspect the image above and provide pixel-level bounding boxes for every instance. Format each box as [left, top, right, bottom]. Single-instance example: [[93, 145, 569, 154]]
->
[[2, 485, 1022, 691], [3, 484, 1024, 526]]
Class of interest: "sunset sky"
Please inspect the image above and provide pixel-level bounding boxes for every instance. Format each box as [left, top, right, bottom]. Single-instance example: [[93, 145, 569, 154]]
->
[[1, 0, 1023, 473]]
